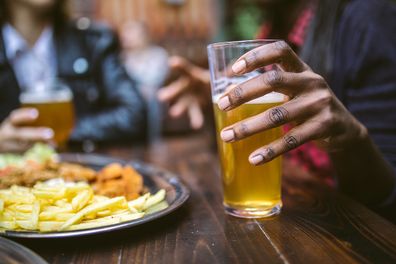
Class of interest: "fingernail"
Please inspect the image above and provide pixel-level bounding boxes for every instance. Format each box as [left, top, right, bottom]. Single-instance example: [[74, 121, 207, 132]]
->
[[249, 154, 264, 165], [43, 129, 54, 139], [232, 60, 246, 74], [29, 109, 39, 118], [218, 96, 231, 110], [220, 129, 235, 142]]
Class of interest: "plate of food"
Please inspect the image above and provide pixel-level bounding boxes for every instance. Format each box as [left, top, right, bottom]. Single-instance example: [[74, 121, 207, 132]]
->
[[0, 144, 189, 238]]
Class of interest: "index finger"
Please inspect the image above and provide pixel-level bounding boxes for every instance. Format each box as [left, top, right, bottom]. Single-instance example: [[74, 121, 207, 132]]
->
[[9, 108, 39, 126], [232, 41, 310, 74], [169, 56, 209, 83], [158, 76, 190, 102]]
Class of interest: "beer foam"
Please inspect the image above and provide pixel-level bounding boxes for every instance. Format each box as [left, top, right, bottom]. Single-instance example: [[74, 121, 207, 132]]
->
[[213, 92, 285, 104], [20, 90, 73, 104]]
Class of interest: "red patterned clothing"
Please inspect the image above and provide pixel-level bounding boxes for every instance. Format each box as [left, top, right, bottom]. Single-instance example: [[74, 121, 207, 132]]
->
[[256, 3, 335, 187]]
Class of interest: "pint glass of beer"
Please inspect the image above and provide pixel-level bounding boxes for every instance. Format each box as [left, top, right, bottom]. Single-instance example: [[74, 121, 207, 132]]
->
[[208, 40, 285, 218], [20, 81, 75, 148]]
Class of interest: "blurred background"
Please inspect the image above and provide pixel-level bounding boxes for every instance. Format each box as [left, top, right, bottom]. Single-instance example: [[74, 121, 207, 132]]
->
[[69, 0, 266, 67], [64, 0, 271, 139]]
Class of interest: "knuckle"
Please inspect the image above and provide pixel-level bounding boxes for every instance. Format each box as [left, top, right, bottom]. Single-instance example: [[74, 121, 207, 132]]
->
[[229, 85, 244, 103], [320, 110, 336, 128], [9, 109, 18, 119], [261, 147, 276, 161], [10, 109, 18, 115], [316, 90, 332, 106], [268, 106, 289, 126], [263, 70, 283, 87], [234, 122, 250, 138], [283, 135, 299, 150], [274, 40, 291, 56], [309, 123, 329, 142], [246, 49, 259, 64], [2, 129, 13, 139], [309, 73, 327, 88], [274, 40, 289, 52], [315, 122, 329, 139]]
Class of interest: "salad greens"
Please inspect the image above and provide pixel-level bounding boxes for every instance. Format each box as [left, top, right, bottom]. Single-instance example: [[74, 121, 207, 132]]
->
[[0, 143, 57, 169]]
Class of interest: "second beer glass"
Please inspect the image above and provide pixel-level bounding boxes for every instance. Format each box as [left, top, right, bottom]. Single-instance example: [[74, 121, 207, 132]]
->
[[20, 80, 75, 148], [208, 40, 284, 218]]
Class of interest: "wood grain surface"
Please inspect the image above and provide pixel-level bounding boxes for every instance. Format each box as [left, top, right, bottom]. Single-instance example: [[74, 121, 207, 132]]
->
[[12, 132, 396, 264]]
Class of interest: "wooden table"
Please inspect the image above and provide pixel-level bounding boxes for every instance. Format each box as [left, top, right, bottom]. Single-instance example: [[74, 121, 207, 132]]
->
[[14, 132, 396, 263]]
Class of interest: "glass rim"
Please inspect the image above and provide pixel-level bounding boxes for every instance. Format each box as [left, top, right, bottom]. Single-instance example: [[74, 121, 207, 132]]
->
[[207, 39, 281, 50]]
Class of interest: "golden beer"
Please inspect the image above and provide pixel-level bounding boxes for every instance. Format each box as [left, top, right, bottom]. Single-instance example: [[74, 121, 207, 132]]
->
[[213, 95, 283, 217], [21, 92, 75, 147]]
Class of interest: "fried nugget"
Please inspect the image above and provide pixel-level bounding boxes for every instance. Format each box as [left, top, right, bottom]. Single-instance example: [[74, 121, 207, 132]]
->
[[122, 166, 143, 200], [97, 163, 123, 181]]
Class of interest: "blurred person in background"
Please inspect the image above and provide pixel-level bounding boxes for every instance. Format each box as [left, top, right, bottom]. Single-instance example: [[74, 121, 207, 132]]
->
[[120, 21, 168, 141], [0, 0, 146, 152], [158, 0, 396, 220]]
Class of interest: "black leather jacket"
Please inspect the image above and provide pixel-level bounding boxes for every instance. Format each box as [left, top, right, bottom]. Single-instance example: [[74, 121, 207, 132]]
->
[[0, 21, 147, 143]]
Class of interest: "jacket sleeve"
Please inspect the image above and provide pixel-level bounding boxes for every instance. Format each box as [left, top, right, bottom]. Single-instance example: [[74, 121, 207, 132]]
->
[[70, 28, 147, 143]]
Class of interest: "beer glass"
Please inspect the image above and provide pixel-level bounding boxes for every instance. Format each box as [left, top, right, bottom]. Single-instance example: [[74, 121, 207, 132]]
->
[[19, 80, 75, 148], [208, 40, 284, 218]]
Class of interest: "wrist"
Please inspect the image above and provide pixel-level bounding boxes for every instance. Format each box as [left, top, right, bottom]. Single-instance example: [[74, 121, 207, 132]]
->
[[327, 118, 369, 153], [345, 114, 370, 145]]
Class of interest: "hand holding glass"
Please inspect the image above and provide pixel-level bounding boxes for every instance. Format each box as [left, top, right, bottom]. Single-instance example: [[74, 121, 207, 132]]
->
[[208, 40, 285, 218], [19, 81, 75, 148]]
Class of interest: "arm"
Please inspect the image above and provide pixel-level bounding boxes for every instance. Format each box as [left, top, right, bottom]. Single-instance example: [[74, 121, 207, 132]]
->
[[71, 30, 147, 142], [330, 136, 395, 205], [330, 0, 396, 205]]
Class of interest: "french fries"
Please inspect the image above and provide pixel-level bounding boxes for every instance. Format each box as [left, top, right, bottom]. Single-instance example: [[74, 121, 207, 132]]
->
[[0, 180, 167, 232]]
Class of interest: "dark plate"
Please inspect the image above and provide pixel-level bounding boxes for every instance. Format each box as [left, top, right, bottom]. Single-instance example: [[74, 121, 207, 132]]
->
[[0, 236, 48, 263], [0, 153, 189, 239]]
